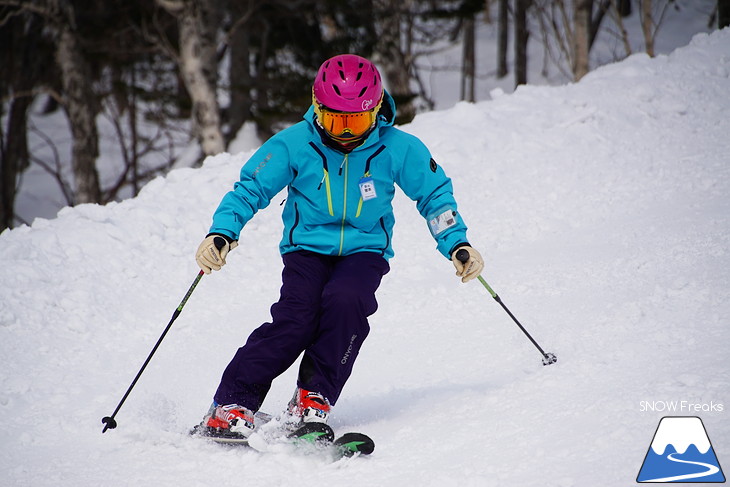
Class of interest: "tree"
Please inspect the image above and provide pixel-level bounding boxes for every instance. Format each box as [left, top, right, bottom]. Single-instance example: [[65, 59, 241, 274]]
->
[[515, 0, 530, 86], [457, 0, 482, 102], [372, 0, 418, 123], [497, 0, 509, 78], [533, 0, 614, 82], [157, 0, 224, 157], [224, 0, 255, 144], [609, 0, 633, 58], [52, 0, 102, 204], [638, 0, 673, 57], [462, 13, 476, 101], [721, 0, 730, 28], [573, 0, 591, 80], [0, 5, 54, 230]]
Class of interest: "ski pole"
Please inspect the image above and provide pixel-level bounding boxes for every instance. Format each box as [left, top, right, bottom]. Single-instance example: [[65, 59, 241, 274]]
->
[[101, 269, 205, 433], [456, 249, 557, 366]]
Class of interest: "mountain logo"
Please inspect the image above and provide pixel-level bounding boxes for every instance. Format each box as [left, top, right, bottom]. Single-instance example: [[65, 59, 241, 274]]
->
[[637, 416, 725, 483]]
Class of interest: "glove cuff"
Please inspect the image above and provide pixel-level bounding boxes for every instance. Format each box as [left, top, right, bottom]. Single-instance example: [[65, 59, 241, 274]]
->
[[206, 232, 234, 244], [449, 242, 471, 256]]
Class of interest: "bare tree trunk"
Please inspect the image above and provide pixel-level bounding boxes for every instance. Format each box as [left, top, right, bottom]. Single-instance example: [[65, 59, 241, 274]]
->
[[227, 4, 254, 144], [640, 0, 675, 57], [1, 97, 32, 231], [515, 0, 530, 87], [610, 0, 633, 57], [573, 0, 591, 81], [128, 65, 140, 197], [158, 0, 225, 157], [1, 9, 40, 230], [483, 0, 493, 23], [641, 0, 654, 57], [55, 0, 101, 204], [497, 0, 509, 78], [373, 0, 417, 124], [461, 16, 476, 102], [253, 20, 273, 140], [721, 0, 730, 28], [618, 0, 632, 16], [589, 0, 611, 48]]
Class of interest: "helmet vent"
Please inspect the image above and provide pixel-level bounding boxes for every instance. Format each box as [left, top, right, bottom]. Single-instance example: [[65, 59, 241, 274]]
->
[[355, 72, 362, 81], [338, 70, 346, 81], [358, 87, 367, 98], [332, 84, 341, 96]]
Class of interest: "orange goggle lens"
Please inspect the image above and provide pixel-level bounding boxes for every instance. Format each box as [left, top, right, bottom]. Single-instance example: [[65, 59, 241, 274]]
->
[[314, 104, 380, 139]]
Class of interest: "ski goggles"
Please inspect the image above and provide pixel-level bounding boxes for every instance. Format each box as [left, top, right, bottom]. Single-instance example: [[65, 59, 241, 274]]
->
[[313, 96, 382, 140]]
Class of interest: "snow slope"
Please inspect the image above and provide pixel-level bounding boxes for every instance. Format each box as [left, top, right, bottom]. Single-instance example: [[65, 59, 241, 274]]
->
[[1, 29, 729, 486]]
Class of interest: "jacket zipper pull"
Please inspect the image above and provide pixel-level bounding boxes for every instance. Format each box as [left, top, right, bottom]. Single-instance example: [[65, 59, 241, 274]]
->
[[338, 154, 348, 176]]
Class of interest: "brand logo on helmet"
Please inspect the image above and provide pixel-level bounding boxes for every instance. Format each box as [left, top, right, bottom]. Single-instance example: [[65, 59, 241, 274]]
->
[[361, 99, 374, 111]]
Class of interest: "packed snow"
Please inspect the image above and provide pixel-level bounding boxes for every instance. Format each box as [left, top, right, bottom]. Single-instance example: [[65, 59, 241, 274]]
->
[[2, 28, 729, 487]]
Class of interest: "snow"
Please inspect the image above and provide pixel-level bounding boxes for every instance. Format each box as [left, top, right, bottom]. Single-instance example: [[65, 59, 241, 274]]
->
[[2, 28, 730, 487]]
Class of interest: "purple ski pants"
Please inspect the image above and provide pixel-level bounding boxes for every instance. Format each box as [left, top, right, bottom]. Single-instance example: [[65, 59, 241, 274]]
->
[[214, 250, 390, 411]]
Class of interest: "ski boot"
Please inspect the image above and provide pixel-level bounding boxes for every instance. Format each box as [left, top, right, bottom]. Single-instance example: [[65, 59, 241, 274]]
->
[[195, 403, 256, 441], [287, 388, 331, 424]]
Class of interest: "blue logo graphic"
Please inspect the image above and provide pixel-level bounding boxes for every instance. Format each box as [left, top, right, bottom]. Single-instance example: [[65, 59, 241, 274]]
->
[[637, 416, 725, 483]]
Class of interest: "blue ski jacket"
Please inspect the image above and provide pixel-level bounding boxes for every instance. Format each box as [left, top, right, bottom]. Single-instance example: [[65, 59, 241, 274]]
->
[[209, 91, 469, 260]]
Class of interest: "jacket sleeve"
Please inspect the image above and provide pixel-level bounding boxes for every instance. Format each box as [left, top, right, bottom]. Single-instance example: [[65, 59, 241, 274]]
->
[[394, 136, 469, 259], [208, 135, 293, 240]]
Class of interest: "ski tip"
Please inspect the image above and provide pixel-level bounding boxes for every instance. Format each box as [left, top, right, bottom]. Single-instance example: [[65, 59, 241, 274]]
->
[[288, 422, 335, 445], [333, 432, 375, 457]]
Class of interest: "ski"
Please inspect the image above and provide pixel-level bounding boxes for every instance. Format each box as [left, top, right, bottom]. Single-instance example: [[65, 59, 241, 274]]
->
[[331, 432, 375, 458], [191, 412, 374, 460], [252, 426, 374, 460], [190, 410, 274, 445]]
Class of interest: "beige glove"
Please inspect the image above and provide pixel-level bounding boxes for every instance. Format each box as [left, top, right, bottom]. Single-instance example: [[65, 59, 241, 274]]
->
[[451, 245, 484, 283], [196, 235, 238, 274]]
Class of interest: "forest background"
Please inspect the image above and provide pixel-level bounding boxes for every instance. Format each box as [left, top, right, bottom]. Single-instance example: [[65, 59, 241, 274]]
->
[[1, 0, 728, 232]]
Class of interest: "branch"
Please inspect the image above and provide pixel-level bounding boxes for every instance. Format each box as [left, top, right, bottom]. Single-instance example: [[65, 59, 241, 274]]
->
[[222, 0, 257, 46], [651, 0, 674, 45], [0, 0, 55, 20], [155, 0, 184, 15], [1, 87, 64, 107], [27, 123, 74, 206]]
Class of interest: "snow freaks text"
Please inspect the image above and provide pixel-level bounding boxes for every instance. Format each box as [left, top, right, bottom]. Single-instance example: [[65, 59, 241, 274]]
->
[[639, 401, 724, 413]]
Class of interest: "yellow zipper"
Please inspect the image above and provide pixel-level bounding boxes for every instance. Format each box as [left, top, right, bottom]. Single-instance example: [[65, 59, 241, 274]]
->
[[338, 154, 349, 255]]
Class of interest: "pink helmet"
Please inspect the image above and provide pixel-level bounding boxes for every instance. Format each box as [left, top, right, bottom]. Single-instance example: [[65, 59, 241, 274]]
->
[[313, 54, 383, 112]]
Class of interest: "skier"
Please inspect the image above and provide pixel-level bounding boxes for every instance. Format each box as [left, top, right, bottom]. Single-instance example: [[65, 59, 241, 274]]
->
[[195, 54, 484, 439]]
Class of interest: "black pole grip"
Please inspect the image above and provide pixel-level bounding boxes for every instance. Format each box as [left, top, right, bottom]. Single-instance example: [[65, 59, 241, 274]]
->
[[213, 235, 227, 251], [455, 248, 470, 263]]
